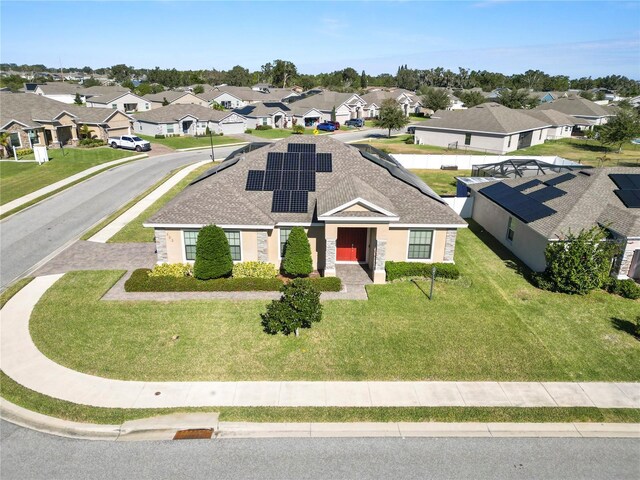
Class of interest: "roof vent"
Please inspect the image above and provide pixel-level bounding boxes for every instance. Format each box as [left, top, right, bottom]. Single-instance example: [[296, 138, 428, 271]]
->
[[579, 170, 592, 176]]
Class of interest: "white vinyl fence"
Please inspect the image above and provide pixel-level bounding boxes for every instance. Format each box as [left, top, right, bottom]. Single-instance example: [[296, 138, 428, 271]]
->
[[392, 154, 579, 170]]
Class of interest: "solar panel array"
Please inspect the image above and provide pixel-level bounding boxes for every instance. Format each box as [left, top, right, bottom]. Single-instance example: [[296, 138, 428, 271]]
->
[[610, 173, 640, 208], [514, 179, 543, 192], [480, 182, 556, 223], [246, 143, 333, 213], [543, 173, 575, 187], [526, 185, 566, 203]]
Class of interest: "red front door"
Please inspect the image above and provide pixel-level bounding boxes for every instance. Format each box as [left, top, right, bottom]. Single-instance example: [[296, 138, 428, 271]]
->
[[336, 228, 367, 262]]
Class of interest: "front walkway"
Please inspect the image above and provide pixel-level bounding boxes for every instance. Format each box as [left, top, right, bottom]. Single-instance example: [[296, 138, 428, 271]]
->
[[1, 275, 638, 409]]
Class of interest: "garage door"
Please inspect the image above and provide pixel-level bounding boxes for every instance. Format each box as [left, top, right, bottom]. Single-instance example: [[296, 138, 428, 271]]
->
[[221, 122, 245, 135], [108, 127, 129, 137]]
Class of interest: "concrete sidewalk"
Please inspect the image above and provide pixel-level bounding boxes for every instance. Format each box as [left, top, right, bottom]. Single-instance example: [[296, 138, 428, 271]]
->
[[87, 160, 210, 242], [0, 154, 147, 216], [1, 275, 639, 409]]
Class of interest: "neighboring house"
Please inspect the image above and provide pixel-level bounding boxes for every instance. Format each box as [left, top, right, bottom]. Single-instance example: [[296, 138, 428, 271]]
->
[[133, 104, 247, 136], [143, 136, 466, 284], [285, 91, 367, 124], [361, 89, 422, 118], [233, 102, 293, 129], [0, 92, 132, 148], [468, 168, 640, 281], [142, 91, 208, 109], [201, 86, 299, 109], [413, 103, 551, 154], [524, 109, 580, 139], [85, 90, 150, 113], [32, 82, 83, 103], [628, 95, 640, 108], [535, 96, 616, 126]]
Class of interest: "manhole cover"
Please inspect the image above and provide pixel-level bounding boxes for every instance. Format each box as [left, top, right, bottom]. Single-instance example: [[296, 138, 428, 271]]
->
[[173, 429, 213, 440]]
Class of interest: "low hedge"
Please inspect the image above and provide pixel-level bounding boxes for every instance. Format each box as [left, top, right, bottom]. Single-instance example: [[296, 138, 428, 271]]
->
[[603, 277, 640, 300], [125, 269, 342, 292], [255, 125, 273, 130], [385, 261, 460, 281]]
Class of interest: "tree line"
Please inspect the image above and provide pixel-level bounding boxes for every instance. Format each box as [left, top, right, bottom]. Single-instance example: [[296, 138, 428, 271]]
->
[[1, 61, 638, 96]]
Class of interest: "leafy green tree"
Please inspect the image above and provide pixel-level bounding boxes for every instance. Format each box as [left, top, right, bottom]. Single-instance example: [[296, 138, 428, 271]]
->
[[457, 90, 486, 107], [73, 92, 83, 105], [82, 77, 102, 88], [360, 70, 367, 89], [121, 79, 135, 90], [110, 64, 133, 83], [579, 90, 594, 101], [330, 106, 336, 122], [282, 227, 313, 277], [599, 108, 640, 153], [497, 89, 535, 109], [193, 84, 205, 95], [79, 124, 92, 139], [421, 87, 451, 113], [0, 74, 27, 92], [271, 59, 297, 88], [596, 91, 606, 101], [543, 226, 619, 295], [211, 101, 225, 111], [194, 225, 233, 280], [162, 97, 170, 106], [261, 279, 322, 336], [374, 98, 410, 137], [225, 65, 252, 86], [0, 132, 13, 158]]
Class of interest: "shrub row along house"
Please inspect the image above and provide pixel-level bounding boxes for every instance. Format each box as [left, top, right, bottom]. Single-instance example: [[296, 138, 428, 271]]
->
[[468, 168, 640, 281], [0, 92, 132, 148], [144, 136, 466, 283]]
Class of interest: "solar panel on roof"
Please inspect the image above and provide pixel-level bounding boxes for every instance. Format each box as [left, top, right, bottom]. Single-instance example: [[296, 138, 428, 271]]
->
[[299, 171, 316, 191], [514, 179, 543, 192], [245, 170, 264, 191], [287, 143, 316, 153], [284, 152, 300, 170], [614, 189, 640, 208], [300, 153, 316, 171], [290, 191, 308, 213], [543, 173, 575, 186], [609, 174, 640, 190], [271, 190, 291, 212], [480, 182, 556, 223], [282, 170, 299, 190], [316, 153, 332, 172], [263, 170, 282, 190], [266, 152, 284, 170], [526, 186, 566, 203]]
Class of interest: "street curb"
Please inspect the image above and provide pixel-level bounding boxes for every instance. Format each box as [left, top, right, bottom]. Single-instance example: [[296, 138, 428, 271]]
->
[[175, 142, 248, 152], [2, 399, 638, 441]]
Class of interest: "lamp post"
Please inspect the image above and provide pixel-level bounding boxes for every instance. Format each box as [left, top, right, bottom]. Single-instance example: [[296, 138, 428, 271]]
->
[[209, 128, 215, 162]]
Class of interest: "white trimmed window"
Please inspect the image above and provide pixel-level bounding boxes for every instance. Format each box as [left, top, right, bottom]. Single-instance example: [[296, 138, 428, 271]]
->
[[111, 104, 117, 109], [464, 133, 471, 145], [507, 217, 515, 242], [280, 228, 292, 257], [9, 133, 21, 148], [184, 229, 242, 262], [408, 230, 433, 260], [28, 130, 39, 145], [167, 124, 174, 134]]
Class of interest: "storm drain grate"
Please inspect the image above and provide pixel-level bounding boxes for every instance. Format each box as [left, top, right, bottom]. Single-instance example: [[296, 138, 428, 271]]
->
[[173, 429, 213, 440]]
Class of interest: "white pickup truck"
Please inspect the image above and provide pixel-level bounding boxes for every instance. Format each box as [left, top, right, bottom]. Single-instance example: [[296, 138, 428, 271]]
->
[[108, 135, 151, 152]]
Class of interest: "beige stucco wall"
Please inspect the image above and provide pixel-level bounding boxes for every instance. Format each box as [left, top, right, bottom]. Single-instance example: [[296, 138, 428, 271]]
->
[[241, 231, 258, 262], [387, 227, 448, 262], [165, 229, 184, 263], [471, 192, 549, 271], [171, 93, 208, 107]]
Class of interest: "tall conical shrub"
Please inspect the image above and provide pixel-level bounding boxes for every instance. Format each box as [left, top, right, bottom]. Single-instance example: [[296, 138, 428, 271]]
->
[[282, 226, 312, 277], [194, 225, 233, 280]]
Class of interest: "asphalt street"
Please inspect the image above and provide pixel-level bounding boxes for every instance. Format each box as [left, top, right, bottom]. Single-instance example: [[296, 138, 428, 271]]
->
[[0, 128, 393, 290], [1, 421, 638, 480]]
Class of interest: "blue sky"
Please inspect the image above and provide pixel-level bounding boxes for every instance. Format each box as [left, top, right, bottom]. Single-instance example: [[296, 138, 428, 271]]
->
[[2, 1, 639, 78]]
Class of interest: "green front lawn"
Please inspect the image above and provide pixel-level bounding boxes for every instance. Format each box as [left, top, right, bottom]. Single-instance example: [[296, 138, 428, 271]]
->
[[513, 138, 640, 167], [411, 169, 471, 196], [138, 134, 243, 150], [107, 163, 214, 243], [30, 225, 640, 383], [366, 135, 487, 155], [248, 128, 321, 139], [0, 147, 137, 205]]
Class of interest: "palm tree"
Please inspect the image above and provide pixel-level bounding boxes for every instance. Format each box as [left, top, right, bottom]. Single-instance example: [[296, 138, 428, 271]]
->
[[0, 132, 13, 158]]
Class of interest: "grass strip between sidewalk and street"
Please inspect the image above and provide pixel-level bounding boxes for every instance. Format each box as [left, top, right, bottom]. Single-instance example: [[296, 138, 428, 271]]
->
[[2, 372, 639, 425]]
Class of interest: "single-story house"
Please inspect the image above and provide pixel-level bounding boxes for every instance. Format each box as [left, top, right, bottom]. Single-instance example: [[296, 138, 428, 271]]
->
[[285, 91, 367, 124], [143, 136, 467, 284], [32, 82, 84, 104], [535, 96, 616, 126], [133, 104, 247, 136], [0, 92, 132, 148], [524, 109, 581, 140], [469, 168, 640, 281], [85, 90, 150, 113], [413, 103, 551, 154], [142, 91, 208, 109], [233, 102, 293, 129], [200, 86, 299, 110], [361, 89, 423, 118]]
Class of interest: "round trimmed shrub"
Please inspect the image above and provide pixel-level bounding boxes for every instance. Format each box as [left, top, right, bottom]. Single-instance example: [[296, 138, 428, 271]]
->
[[282, 226, 312, 277], [261, 279, 322, 336], [194, 225, 233, 280], [232, 261, 278, 279]]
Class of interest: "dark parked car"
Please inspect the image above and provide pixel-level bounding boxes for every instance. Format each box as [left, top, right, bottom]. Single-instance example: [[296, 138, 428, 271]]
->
[[345, 118, 364, 127], [326, 120, 340, 130], [406, 126, 416, 134], [316, 122, 336, 132]]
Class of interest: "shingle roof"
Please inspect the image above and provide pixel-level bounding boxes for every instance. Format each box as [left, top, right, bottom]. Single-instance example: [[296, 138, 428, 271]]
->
[[415, 102, 550, 134], [142, 91, 202, 103], [361, 90, 417, 106], [316, 175, 396, 216], [535, 96, 615, 118], [524, 109, 580, 127], [147, 136, 465, 227], [232, 102, 291, 118], [211, 86, 289, 102], [133, 104, 232, 123], [286, 91, 363, 112], [86, 90, 140, 105], [35, 83, 83, 95], [471, 167, 640, 239], [0, 92, 76, 129]]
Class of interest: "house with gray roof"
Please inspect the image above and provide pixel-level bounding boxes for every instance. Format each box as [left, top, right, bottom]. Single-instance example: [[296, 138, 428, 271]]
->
[[285, 91, 367, 125], [201, 86, 299, 110], [144, 136, 466, 283], [361, 89, 423, 118], [233, 102, 293, 129], [535, 96, 616, 126], [133, 104, 246, 136], [469, 168, 640, 281], [85, 89, 150, 113], [524, 109, 582, 140], [413, 103, 551, 154], [142, 91, 208, 109]]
